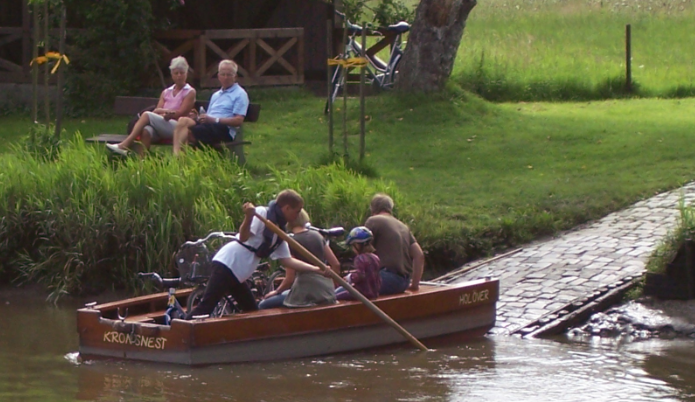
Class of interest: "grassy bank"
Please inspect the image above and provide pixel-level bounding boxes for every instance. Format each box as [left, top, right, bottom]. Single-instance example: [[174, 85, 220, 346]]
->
[[0, 138, 396, 300], [2, 88, 695, 297], [430, 0, 695, 101]]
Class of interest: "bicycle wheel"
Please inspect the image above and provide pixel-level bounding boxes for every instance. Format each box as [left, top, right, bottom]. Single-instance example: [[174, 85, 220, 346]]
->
[[265, 270, 286, 295], [211, 296, 236, 317], [186, 285, 206, 313]]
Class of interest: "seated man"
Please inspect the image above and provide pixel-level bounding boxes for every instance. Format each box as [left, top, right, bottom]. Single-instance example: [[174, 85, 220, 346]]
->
[[365, 193, 425, 295], [173, 59, 249, 156], [185, 189, 326, 319]]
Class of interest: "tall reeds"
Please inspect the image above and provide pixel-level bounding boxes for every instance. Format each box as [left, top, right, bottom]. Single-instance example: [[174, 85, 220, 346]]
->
[[0, 136, 394, 300]]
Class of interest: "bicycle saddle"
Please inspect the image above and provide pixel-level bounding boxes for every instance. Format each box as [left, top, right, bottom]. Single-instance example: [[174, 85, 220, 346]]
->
[[346, 21, 364, 34], [387, 21, 411, 33]]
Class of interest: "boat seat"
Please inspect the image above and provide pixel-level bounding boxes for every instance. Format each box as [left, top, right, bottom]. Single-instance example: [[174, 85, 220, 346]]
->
[[124, 312, 163, 323]]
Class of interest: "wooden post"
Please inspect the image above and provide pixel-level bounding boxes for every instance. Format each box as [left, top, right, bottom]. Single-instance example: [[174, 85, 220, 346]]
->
[[341, 23, 348, 158], [254, 212, 429, 352], [625, 24, 632, 93], [22, 0, 31, 75], [297, 29, 304, 83], [326, 19, 334, 154], [359, 23, 366, 161], [249, 33, 257, 81], [686, 239, 695, 299], [54, 2, 66, 138], [196, 34, 205, 87], [43, 0, 50, 124], [31, 1, 39, 123]]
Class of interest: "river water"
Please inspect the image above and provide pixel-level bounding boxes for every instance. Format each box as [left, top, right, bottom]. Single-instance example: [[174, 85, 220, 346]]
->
[[1, 289, 695, 402]]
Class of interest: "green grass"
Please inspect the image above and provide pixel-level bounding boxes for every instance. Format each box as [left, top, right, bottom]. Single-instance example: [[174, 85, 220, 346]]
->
[[3, 88, 695, 284], [0, 116, 129, 153], [394, 0, 695, 101]]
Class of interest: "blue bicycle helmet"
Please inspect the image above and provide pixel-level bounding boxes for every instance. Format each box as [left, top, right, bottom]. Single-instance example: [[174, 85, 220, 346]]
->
[[345, 226, 373, 245]]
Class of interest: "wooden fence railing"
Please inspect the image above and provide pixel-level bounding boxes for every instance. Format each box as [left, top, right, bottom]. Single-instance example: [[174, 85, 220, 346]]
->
[[0, 27, 28, 83], [154, 28, 304, 87], [0, 27, 304, 87]]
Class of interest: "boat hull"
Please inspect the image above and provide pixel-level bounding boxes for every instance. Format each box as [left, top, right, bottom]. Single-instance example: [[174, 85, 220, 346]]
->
[[77, 278, 498, 365]]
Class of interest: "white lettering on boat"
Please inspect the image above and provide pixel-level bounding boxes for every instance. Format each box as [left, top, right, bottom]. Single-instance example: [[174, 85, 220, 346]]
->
[[102, 331, 168, 350], [459, 289, 489, 305]]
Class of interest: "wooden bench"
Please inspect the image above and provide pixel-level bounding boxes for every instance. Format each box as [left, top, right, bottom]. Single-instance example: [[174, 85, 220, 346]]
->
[[85, 96, 261, 164]]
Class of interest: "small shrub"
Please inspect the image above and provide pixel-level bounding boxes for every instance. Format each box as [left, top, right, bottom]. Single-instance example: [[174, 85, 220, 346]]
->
[[18, 124, 63, 162]]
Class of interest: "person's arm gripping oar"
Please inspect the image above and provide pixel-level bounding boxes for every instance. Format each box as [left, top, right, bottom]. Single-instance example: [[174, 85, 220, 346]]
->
[[254, 212, 429, 352]]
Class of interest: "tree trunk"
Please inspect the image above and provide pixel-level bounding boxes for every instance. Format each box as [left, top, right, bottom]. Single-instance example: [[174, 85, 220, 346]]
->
[[395, 0, 477, 93]]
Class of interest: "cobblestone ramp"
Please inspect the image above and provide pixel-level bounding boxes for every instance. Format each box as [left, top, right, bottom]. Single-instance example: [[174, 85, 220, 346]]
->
[[447, 183, 695, 335]]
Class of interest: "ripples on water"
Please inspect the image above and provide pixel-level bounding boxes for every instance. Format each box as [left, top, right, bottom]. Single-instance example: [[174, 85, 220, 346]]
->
[[1, 291, 695, 402]]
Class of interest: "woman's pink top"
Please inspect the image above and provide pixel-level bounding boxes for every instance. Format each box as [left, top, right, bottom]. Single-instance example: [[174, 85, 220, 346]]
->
[[161, 83, 193, 111]]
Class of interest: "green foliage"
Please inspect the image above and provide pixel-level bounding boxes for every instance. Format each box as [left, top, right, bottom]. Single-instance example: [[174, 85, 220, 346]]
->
[[18, 124, 63, 162], [316, 153, 379, 178], [0, 137, 393, 300], [372, 0, 415, 25], [646, 199, 695, 276], [342, 0, 368, 21], [62, 0, 180, 115], [340, 0, 414, 24]]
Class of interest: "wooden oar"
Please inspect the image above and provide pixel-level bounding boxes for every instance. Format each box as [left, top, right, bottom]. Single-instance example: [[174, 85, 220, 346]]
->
[[254, 212, 429, 352]]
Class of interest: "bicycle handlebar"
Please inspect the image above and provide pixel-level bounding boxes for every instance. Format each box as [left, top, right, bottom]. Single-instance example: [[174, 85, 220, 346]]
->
[[181, 231, 237, 248], [334, 10, 382, 35], [138, 272, 182, 289], [305, 223, 345, 237]]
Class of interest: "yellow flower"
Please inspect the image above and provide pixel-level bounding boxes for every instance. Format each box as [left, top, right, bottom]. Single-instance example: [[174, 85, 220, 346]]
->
[[30, 56, 48, 65]]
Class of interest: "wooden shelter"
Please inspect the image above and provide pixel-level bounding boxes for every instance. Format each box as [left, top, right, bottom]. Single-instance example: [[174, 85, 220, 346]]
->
[[0, 0, 336, 87]]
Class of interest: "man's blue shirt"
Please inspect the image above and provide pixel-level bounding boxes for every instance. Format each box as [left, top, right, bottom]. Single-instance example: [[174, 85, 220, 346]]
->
[[207, 83, 249, 139]]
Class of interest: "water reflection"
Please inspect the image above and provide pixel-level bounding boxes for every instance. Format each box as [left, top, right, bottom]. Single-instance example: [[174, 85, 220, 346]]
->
[[2, 289, 695, 402], [75, 340, 496, 402], [640, 340, 695, 401]]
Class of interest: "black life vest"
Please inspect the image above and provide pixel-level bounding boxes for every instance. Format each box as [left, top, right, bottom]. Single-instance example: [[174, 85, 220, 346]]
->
[[239, 201, 287, 258]]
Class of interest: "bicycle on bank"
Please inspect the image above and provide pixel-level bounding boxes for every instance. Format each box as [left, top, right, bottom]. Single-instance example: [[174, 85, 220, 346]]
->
[[324, 10, 411, 114]]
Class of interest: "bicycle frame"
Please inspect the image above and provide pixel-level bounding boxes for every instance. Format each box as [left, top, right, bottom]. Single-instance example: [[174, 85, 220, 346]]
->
[[325, 13, 410, 113]]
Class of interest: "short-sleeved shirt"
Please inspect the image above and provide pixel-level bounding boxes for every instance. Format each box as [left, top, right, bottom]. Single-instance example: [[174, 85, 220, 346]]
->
[[283, 230, 336, 308], [213, 206, 290, 282], [207, 83, 249, 138], [365, 214, 416, 277]]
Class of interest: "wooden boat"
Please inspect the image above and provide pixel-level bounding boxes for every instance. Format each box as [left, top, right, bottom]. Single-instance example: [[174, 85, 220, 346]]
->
[[76, 278, 499, 365]]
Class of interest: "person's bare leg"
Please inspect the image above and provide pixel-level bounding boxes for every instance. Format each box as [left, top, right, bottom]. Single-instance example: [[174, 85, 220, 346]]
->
[[129, 130, 152, 158], [118, 113, 151, 149], [140, 130, 152, 151], [173, 117, 195, 156]]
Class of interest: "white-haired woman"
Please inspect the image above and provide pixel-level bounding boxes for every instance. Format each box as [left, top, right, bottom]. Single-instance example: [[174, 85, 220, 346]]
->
[[107, 56, 196, 155]]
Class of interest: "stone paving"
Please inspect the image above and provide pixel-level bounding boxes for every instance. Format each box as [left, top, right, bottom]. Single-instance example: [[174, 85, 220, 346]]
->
[[447, 183, 695, 335]]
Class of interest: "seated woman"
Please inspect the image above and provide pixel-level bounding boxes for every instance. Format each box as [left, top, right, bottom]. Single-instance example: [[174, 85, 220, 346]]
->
[[106, 56, 196, 156], [259, 210, 341, 309]]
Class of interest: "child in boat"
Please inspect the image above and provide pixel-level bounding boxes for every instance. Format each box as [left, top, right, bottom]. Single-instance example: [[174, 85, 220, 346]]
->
[[259, 209, 341, 309], [336, 226, 381, 301], [185, 190, 325, 319]]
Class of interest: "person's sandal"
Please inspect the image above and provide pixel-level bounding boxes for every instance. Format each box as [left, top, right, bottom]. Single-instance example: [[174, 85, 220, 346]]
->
[[106, 143, 129, 156]]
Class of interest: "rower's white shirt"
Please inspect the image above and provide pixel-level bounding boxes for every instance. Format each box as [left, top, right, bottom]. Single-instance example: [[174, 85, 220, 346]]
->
[[212, 206, 290, 282]]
